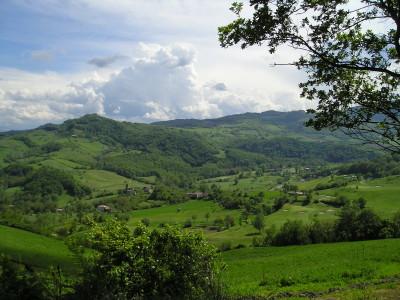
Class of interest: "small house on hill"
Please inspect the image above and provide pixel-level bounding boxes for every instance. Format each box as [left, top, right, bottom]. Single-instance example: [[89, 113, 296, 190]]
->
[[187, 192, 209, 199], [126, 187, 136, 195], [288, 191, 304, 196], [124, 184, 136, 195], [97, 204, 112, 213]]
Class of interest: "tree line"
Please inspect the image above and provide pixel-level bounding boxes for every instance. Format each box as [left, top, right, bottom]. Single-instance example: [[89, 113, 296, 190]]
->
[[253, 201, 400, 247]]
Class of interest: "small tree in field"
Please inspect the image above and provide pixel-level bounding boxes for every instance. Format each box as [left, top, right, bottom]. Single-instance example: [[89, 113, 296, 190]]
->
[[252, 214, 265, 233]]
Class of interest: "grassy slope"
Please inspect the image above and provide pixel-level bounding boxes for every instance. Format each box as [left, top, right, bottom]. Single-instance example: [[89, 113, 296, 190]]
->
[[128, 200, 259, 246], [0, 225, 77, 272], [222, 239, 400, 296], [2, 222, 399, 298], [298, 175, 400, 218], [75, 169, 147, 193]]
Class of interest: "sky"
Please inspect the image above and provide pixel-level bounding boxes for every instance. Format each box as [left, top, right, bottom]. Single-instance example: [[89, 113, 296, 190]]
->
[[0, 0, 310, 131]]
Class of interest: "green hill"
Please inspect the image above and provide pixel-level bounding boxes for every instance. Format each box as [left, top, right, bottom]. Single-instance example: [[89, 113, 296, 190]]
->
[[0, 112, 382, 228], [0, 112, 400, 298], [0, 112, 377, 183]]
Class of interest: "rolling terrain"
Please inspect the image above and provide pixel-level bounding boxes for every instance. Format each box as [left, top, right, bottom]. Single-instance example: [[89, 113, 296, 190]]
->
[[1, 112, 400, 298]]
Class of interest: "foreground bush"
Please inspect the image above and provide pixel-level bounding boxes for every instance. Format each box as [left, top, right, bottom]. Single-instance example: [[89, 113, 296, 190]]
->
[[73, 220, 222, 300], [0, 255, 48, 300]]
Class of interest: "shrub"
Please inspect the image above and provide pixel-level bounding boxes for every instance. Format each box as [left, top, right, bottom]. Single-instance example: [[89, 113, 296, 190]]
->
[[73, 220, 221, 299], [234, 244, 246, 250], [0, 255, 48, 300], [218, 241, 232, 252], [213, 217, 224, 230], [279, 277, 295, 287], [224, 215, 235, 228], [141, 218, 150, 227], [252, 214, 265, 232], [183, 219, 192, 228], [391, 211, 400, 238], [272, 196, 288, 211], [308, 219, 335, 244], [273, 220, 310, 246]]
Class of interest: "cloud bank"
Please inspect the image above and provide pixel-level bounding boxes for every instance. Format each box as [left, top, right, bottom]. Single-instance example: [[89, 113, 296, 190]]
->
[[0, 44, 308, 131]]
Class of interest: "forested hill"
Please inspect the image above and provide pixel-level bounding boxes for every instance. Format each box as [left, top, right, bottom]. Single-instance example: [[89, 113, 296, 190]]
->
[[0, 113, 377, 187], [153, 110, 310, 131]]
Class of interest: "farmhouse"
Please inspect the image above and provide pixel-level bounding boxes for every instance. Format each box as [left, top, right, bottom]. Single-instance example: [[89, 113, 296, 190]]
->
[[124, 184, 136, 195], [96, 204, 112, 213], [288, 191, 304, 196], [187, 192, 209, 199], [126, 187, 136, 195]]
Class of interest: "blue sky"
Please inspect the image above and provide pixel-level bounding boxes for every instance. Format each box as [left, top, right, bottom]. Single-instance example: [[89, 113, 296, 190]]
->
[[0, 0, 307, 131]]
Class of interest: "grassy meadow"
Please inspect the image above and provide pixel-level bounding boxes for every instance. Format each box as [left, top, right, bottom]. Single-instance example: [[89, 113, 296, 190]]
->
[[295, 175, 400, 218], [0, 225, 77, 273], [222, 239, 400, 296], [2, 222, 400, 298]]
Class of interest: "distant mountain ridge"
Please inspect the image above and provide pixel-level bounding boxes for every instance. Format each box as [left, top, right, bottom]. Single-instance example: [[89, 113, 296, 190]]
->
[[152, 110, 309, 129]]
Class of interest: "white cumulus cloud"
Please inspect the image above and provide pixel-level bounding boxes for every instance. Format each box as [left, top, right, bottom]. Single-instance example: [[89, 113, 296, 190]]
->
[[0, 43, 310, 130]]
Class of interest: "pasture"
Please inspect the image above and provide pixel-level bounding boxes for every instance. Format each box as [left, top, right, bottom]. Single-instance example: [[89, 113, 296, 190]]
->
[[128, 200, 259, 246], [75, 169, 146, 194], [304, 176, 400, 218], [0, 225, 77, 273], [222, 239, 400, 296], [2, 223, 399, 298], [129, 200, 241, 228], [127, 200, 339, 247]]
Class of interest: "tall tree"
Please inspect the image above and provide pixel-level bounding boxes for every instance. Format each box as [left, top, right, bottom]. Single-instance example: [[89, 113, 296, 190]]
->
[[219, 1, 400, 152]]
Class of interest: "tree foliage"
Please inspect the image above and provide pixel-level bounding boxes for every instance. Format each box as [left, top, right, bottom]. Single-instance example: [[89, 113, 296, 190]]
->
[[73, 220, 222, 300], [219, 0, 400, 152], [258, 202, 400, 246], [0, 255, 48, 300]]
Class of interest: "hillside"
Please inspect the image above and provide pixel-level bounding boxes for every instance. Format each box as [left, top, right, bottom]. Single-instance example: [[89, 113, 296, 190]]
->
[[1, 112, 400, 299], [153, 110, 310, 129], [0, 225, 77, 272], [0, 112, 377, 183], [1, 223, 400, 298]]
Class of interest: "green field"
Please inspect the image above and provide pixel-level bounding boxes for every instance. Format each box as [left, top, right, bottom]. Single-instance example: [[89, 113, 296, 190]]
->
[[302, 176, 400, 218], [222, 239, 400, 296], [1, 222, 399, 298], [0, 225, 77, 272], [264, 202, 338, 228], [76, 169, 146, 193], [128, 200, 277, 246], [128, 200, 239, 226]]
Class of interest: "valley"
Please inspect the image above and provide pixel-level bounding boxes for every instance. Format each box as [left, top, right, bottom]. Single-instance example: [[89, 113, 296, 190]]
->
[[1, 111, 400, 298]]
